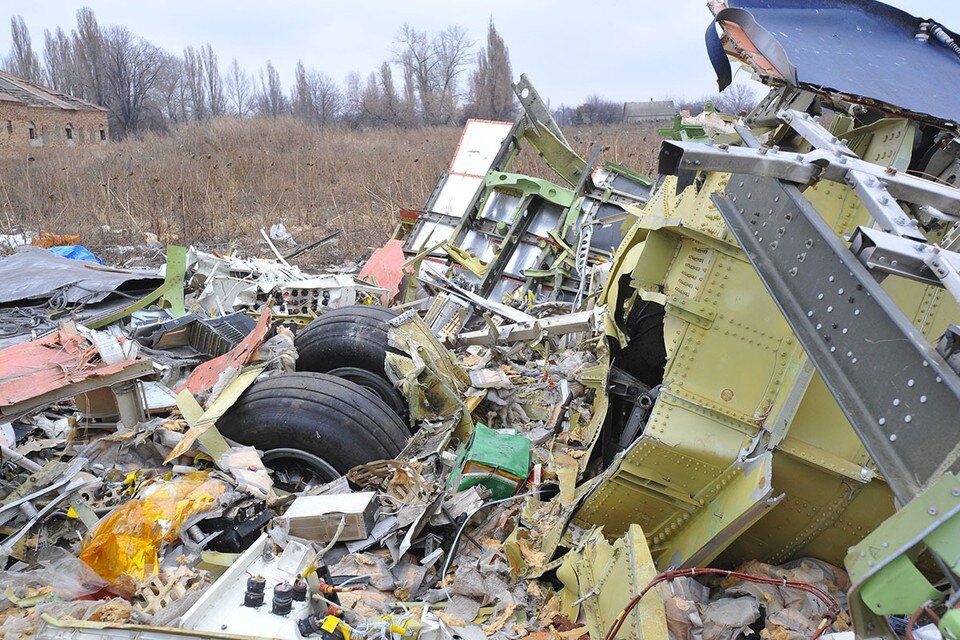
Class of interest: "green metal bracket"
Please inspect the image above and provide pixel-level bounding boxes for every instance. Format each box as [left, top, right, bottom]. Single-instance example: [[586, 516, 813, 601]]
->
[[658, 115, 709, 142], [485, 172, 576, 208], [846, 473, 960, 640], [442, 243, 488, 277], [88, 245, 187, 328], [604, 161, 654, 187], [632, 215, 745, 261], [518, 125, 586, 187], [560, 196, 585, 238]]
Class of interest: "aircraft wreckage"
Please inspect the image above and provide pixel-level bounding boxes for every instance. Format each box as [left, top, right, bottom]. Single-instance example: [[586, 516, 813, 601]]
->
[[1, 1, 960, 640]]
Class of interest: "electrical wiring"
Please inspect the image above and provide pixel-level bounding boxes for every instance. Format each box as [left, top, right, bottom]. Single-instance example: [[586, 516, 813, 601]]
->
[[905, 603, 941, 640], [602, 567, 841, 640], [438, 489, 543, 589]]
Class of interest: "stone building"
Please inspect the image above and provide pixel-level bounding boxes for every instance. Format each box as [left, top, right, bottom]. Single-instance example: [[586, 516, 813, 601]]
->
[[0, 70, 109, 154], [622, 99, 676, 124]]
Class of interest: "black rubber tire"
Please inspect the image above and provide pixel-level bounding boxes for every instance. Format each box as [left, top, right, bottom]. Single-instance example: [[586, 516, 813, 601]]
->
[[295, 305, 399, 378], [328, 366, 407, 421], [218, 372, 410, 476], [261, 448, 340, 492]]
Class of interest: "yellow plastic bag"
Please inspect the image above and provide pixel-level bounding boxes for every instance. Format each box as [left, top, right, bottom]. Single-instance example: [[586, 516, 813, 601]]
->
[[79, 471, 225, 592]]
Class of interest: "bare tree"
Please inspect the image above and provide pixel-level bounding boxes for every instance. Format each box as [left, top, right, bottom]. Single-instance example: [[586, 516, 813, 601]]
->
[[342, 71, 364, 127], [292, 59, 313, 121], [201, 43, 225, 117], [4, 16, 44, 83], [400, 59, 416, 122], [433, 26, 471, 124], [73, 8, 107, 106], [256, 61, 288, 117], [43, 27, 76, 94], [292, 60, 343, 127], [468, 19, 515, 120], [225, 57, 251, 117], [378, 62, 403, 125], [575, 95, 622, 125], [395, 24, 471, 125], [395, 25, 434, 124], [155, 54, 186, 123], [4, 9, 507, 132], [551, 105, 575, 127], [360, 71, 384, 126], [715, 83, 759, 115], [308, 71, 342, 125], [102, 26, 166, 137], [183, 46, 206, 120]]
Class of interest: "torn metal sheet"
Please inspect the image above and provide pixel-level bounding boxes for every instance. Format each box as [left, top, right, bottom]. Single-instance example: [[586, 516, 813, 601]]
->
[[429, 119, 516, 218], [576, 109, 951, 572], [0, 323, 153, 423], [178, 310, 272, 396], [166, 365, 266, 463], [454, 310, 596, 346], [0, 245, 164, 305], [188, 248, 384, 317], [358, 238, 407, 302], [557, 524, 667, 640], [85, 245, 187, 329], [653, 453, 780, 569], [710, 0, 960, 124]]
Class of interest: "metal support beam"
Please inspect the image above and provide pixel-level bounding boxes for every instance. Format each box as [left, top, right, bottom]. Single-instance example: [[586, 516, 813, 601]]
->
[[453, 310, 595, 346], [777, 109, 857, 156], [712, 175, 960, 503], [660, 134, 960, 306], [844, 170, 928, 240], [659, 140, 960, 216], [850, 226, 960, 289], [926, 246, 960, 303]]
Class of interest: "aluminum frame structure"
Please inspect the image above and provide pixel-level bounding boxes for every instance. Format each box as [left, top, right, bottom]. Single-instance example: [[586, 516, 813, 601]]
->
[[404, 77, 653, 310]]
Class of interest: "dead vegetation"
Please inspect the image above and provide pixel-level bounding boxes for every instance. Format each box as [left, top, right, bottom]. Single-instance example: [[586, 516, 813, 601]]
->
[[0, 117, 661, 261]]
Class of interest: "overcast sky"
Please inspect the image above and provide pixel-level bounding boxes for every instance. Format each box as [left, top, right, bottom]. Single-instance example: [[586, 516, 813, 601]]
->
[[1, 1, 959, 106]]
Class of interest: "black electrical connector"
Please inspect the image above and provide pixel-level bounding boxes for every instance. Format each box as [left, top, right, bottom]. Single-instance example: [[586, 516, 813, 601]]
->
[[297, 614, 323, 637], [243, 575, 265, 607], [292, 575, 308, 602], [272, 583, 293, 615]]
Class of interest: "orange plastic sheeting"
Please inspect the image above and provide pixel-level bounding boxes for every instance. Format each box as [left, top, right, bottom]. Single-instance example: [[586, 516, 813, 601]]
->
[[32, 233, 82, 248], [79, 471, 226, 591], [359, 239, 408, 302], [0, 326, 139, 408], [178, 309, 272, 396]]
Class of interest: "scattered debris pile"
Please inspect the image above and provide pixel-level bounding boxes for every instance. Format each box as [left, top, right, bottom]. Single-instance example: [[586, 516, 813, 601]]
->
[[4, 2, 960, 640]]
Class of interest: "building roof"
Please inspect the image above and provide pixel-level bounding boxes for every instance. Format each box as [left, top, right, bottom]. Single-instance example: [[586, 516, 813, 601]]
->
[[0, 70, 107, 112], [623, 100, 676, 118]]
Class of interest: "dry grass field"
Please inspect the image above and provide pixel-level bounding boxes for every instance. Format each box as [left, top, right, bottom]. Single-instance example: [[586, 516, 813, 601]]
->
[[0, 117, 662, 263]]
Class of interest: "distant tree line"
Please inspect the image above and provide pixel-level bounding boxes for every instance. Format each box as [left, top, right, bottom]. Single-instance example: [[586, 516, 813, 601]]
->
[[2, 10, 517, 138], [552, 84, 760, 126]]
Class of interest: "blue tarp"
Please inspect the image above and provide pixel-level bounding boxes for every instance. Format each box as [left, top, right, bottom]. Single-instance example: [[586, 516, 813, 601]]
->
[[48, 245, 105, 265]]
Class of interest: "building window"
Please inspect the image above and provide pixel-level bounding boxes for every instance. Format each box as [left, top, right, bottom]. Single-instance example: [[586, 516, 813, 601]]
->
[[65, 127, 73, 140], [99, 128, 106, 141], [5, 121, 11, 135], [29, 123, 42, 147]]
